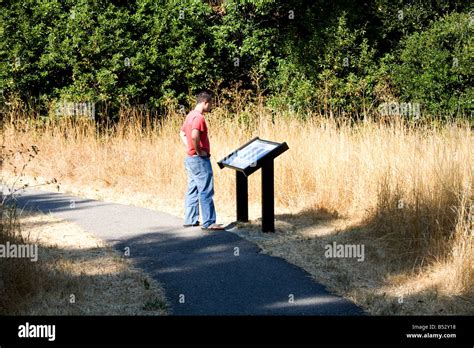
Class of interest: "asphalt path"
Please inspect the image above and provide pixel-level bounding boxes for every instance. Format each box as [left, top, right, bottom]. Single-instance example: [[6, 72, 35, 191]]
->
[[9, 187, 364, 316]]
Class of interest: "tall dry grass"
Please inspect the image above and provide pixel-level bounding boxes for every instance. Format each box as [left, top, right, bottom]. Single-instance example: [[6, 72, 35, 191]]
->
[[2, 100, 473, 297], [0, 141, 54, 314]]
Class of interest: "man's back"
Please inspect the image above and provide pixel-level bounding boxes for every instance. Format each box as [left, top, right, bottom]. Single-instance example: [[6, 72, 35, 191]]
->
[[181, 110, 210, 157]]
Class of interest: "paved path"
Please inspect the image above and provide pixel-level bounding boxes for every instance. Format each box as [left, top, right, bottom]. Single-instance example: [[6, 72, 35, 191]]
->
[[9, 188, 364, 315]]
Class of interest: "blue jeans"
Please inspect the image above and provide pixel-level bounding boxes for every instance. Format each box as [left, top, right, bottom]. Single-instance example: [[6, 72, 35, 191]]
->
[[184, 156, 216, 228]]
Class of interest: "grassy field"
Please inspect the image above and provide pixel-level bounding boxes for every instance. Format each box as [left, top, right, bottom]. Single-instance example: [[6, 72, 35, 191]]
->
[[1, 101, 473, 314]]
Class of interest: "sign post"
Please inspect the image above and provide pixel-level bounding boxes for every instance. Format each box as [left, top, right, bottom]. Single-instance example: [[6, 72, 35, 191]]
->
[[261, 158, 274, 232], [218, 137, 289, 232], [236, 171, 249, 222]]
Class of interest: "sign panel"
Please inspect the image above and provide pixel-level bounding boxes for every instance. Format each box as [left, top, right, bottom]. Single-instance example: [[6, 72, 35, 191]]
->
[[218, 137, 289, 232], [220, 139, 279, 170]]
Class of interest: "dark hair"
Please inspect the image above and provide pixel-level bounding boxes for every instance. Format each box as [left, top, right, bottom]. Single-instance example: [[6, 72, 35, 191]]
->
[[196, 91, 212, 104]]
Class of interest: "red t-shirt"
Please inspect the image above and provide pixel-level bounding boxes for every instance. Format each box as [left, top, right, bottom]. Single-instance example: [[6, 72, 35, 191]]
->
[[181, 110, 211, 156]]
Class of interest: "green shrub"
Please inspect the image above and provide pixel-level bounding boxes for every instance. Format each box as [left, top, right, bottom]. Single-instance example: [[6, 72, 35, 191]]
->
[[393, 12, 473, 117]]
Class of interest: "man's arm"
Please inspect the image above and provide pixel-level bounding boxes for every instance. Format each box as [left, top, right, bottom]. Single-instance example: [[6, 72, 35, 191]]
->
[[179, 130, 188, 147], [191, 129, 207, 156]]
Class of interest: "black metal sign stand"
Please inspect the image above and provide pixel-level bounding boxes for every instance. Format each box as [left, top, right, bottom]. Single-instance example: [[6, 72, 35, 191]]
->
[[218, 137, 289, 233], [236, 171, 248, 222], [261, 158, 274, 232]]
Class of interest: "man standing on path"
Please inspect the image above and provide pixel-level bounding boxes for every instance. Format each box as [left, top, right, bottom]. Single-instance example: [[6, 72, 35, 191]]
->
[[179, 91, 224, 231]]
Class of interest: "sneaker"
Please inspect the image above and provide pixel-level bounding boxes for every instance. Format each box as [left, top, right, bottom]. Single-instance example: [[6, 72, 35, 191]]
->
[[183, 221, 200, 227], [201, 223, 225, 231]]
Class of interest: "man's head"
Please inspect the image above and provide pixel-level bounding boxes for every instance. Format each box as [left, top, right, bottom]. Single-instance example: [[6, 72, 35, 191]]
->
[[196, 91, 213, 113]]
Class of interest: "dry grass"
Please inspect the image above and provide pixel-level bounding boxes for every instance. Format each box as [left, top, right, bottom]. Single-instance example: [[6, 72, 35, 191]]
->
[[2, 101, 472, 314], [0, 200, 44, 314], [0, 206, 168, 315], [21, 210, 168, 315]]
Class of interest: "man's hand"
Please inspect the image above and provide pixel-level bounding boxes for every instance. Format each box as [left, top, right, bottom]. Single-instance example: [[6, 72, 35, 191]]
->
[[179, 130, 188, 147]]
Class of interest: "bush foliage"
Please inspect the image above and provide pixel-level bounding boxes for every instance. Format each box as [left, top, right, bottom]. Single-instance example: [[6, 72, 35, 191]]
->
[[0, 0, 471, 117]]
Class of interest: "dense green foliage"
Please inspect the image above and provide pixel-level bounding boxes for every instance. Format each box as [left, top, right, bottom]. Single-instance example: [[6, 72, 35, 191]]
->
[[394, 12, 473, 117], [1, 0, 472, 118]]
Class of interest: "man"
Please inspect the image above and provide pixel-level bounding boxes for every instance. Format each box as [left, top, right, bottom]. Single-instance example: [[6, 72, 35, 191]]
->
[[179, 91, 224, 231]]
